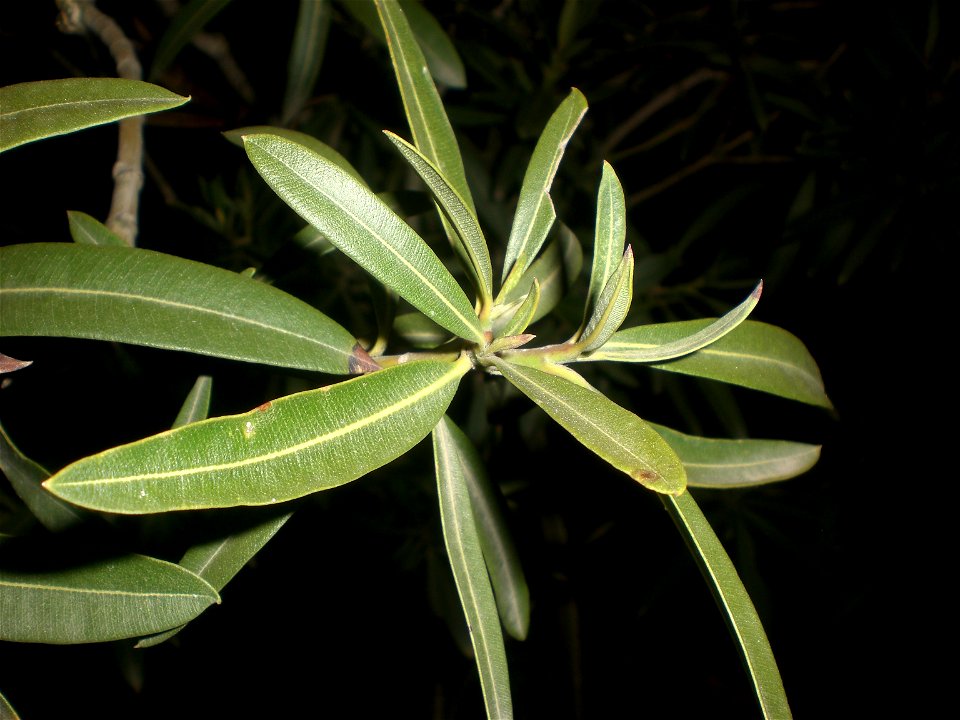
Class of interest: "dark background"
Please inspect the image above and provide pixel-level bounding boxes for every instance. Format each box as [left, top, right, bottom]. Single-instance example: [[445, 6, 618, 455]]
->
[[1, 1, 955, 717]]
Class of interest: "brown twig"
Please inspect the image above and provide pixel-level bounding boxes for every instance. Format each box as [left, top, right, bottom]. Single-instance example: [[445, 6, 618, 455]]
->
[[57, 0, 144, 246], [599, 68, 728, 157]]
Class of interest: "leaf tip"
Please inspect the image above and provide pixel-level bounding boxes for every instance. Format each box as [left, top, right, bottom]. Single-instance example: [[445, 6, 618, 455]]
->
[[0, 352, 32, 373], [752, 279, 763, 300], [349, 343, 382, 374]]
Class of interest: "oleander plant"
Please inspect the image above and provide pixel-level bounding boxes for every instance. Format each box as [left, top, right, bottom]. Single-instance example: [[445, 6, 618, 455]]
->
[[0, 2, 833, 718]]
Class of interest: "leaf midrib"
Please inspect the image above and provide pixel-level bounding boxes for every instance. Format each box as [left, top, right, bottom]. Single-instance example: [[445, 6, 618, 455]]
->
[[54, 358, 468, 487], [1, 286, 347, 357], [1, 96, 176, 121]]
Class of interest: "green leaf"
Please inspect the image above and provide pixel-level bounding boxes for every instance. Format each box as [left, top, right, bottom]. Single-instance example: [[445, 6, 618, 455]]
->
[[282, 0, 331, 125], [66, 211, 126, 247], [651, 423, 821, 488], [0, 554, 219, 644], [583, 161, 626, 324], [0, 243, 376, 375], [44, 357, 471, 513], [341, 0, 467, 89], [137, 509, 291, 648], [243, 133, 483, 343], [225, 126, 367, 186], [663, 491, 792, 719], [499, 89, 588, 298], [374, 0, 474, 210], [495, 222, 583, 331], [384, 131, 493, 305], [0, 421, 84, 532], [577, 245, 634, 352], [433, 417, 513, 719], [491, 358, 685, 494], [0, 690, 20, 719], [150, 0, 232, 80], [586, 318, 831, 408], [582, 282, 763, 363], [0, 78, 188, 153], [172, 376, 213, 429], [393, 312, 450, 349], [498, 278, 540, 339]]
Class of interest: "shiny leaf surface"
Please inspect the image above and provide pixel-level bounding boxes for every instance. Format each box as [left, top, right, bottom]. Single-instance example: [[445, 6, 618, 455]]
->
[[66, 211, 125, 247]]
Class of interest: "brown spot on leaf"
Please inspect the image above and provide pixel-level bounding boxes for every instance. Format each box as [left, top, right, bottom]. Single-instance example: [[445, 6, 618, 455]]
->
[[349, 343, 381, 374], [256, 401, 272, 412]]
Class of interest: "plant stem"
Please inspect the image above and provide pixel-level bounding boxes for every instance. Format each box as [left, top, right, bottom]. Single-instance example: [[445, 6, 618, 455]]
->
[[57, 0, 144, 246]]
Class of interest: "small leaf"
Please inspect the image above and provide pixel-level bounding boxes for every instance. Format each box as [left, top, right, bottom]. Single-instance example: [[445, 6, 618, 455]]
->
[[0, 243, 376, 375], [136, 509, 291, 648], [45, 357, 471, 513], [491, 358, 685, 494], [651, 423, 821, 488], [0, 78, 188, 153], [374, 0, 474, 208], [385, 131, 493, 305], [225, 126, 368, 186], [663, 491, 792, 719], [499, 89, 588, 298], [498, 278, 540, 339], [150, 0, 233, 80], [282, 0, 331, 125], [433, 417, 514, 718], [0, 690, 20, 719], [0, 353, 31, 374], [586, 318, 831, 408], [172, 376, 213, 429], [583, 282, 763, 363], [577, 245, 634, 352], [495, 222, 582, 331], [67, 211, 126, 247], [244, 134, 484, 344], [0, 554, 219, 644], [583, 161, 626, 326], [0, 421, 84, 532], [393, 312, 451, 349]]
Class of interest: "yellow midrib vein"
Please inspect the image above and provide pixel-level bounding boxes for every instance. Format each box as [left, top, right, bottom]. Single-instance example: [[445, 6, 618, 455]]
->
[[0, 579, 211, 600], [57, 358, 468, 487], [1, 96, 175, 121]]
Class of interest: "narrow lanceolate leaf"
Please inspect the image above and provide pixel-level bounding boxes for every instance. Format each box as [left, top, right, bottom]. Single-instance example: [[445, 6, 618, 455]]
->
[[577, 245, 634, 352], [0, 78, 188, 153], [499, 278, 540, 338], [341, 0, 467, 89], [225, 126, 367, 186], [663, 491, 792, 719], [137, 509, 291, 648], [282, 0, 331, 125], [494, 222, 582, 333], [375, 0, 474, 210], [584, 161, 626, 324], [67, 211, 126, 247], [499, 89, 588, 298], [433, 417, 514, 719], [172, 376, 213, 429], [44, 357, 471, 513], [0, 422, 84, 532], [586, 318, 831, 408], [0, 554, 219, 644], [651, 423, 821, 488], [582, 282, 763, 363], [244, 134, 484, 344], [491, 358, 685, 494], [385, 131, 493, 304], [150, 0, 233, 80], [0, 243, 376, 375]]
